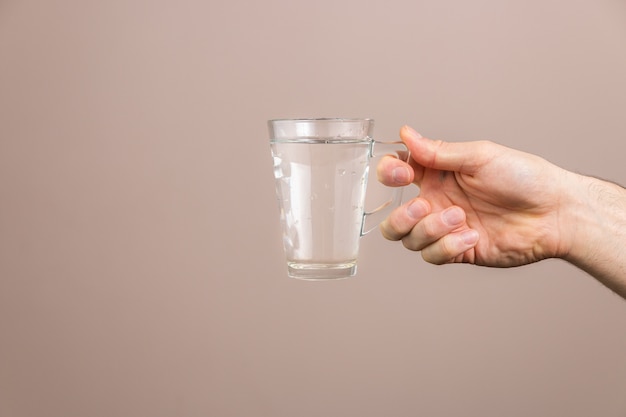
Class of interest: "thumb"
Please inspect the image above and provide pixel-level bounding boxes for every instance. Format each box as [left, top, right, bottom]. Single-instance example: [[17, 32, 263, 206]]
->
[[400, 125, 491, 174]]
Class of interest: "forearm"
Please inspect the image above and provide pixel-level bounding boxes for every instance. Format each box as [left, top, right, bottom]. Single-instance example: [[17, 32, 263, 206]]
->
[[561, 172, 626, 298]]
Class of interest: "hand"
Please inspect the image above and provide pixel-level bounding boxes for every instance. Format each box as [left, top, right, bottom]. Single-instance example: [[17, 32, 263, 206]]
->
[[377, 126, 573, 267]]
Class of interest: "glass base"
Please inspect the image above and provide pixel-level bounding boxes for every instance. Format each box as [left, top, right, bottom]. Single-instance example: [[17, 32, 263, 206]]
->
[[287, 261, 357, 280]]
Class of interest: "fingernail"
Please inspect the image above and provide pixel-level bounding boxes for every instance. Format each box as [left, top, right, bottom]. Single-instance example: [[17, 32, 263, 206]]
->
[[460, 229, 479, 246], [442, 206, 464, 226], [407, 199, 427, 220], [403, 125, 422, 139], [392, 166, 410, 184]]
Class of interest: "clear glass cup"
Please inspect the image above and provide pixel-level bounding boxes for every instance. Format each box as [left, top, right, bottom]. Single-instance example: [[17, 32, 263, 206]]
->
[[269, 118, 408, 280]]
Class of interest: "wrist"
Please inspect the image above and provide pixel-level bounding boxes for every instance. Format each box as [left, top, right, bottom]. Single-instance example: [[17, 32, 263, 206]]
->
[[557, 171, 626, 286], [555, 171, 595, 262]]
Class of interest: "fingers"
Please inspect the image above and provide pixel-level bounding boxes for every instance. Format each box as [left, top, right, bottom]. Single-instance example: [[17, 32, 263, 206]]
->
[[377, 125, 497, 187], [420, 229, 479, 264], [378, 124, 486, 264], [402, 206, 467, 250], [376, 155, 414, 187], [399, 125, 494, 175], [380, 198, 431, 240], [381, 200, 480, 264]]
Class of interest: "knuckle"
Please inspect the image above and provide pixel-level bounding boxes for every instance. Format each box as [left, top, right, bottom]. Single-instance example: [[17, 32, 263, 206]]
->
[[421, 219, 440, 239], [384, 205, 415, 239], [421, 249, 441, 264], [422, 251, 449, 265], [387, 212, 404, 232], [421, 237, 456, 265], [401, 236, 421, 252], [382, 220, 401, 241], [375, 163, 391, 184], [438, 236, 456, 259], [379, 222, 398, 241], [428, 139, 445, 168]]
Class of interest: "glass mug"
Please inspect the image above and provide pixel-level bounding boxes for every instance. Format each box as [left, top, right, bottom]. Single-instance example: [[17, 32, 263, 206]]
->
[[269, 118, 409, 280]]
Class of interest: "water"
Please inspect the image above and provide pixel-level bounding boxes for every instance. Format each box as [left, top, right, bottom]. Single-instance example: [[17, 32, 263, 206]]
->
[[271, 140, 371, 278]]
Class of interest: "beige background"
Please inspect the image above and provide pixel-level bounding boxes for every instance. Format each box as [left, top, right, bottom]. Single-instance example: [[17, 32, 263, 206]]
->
[[1, 0, 626, 416]]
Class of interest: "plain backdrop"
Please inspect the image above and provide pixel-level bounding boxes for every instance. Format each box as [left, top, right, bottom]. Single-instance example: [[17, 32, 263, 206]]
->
[[1, 0, 626, 416]]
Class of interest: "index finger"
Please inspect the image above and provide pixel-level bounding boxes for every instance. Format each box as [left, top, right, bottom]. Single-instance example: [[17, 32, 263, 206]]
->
[[400, 125, 494, 175], [376, 155, 415, 187]]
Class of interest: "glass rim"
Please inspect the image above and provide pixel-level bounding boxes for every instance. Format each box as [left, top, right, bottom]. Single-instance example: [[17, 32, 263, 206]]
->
[[268, 118, 375, 142], [268, 117, 374, 123]]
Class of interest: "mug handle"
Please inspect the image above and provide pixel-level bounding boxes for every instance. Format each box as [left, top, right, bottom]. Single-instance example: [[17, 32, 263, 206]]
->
[[360, 140, 411, 236]]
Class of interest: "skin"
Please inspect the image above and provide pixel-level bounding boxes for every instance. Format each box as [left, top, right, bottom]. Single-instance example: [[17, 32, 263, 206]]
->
[[377, 125, 626, 298]]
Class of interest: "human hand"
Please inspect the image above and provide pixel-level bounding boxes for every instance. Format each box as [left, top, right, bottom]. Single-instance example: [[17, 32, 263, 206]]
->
[[377, 126, 573, 267]]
